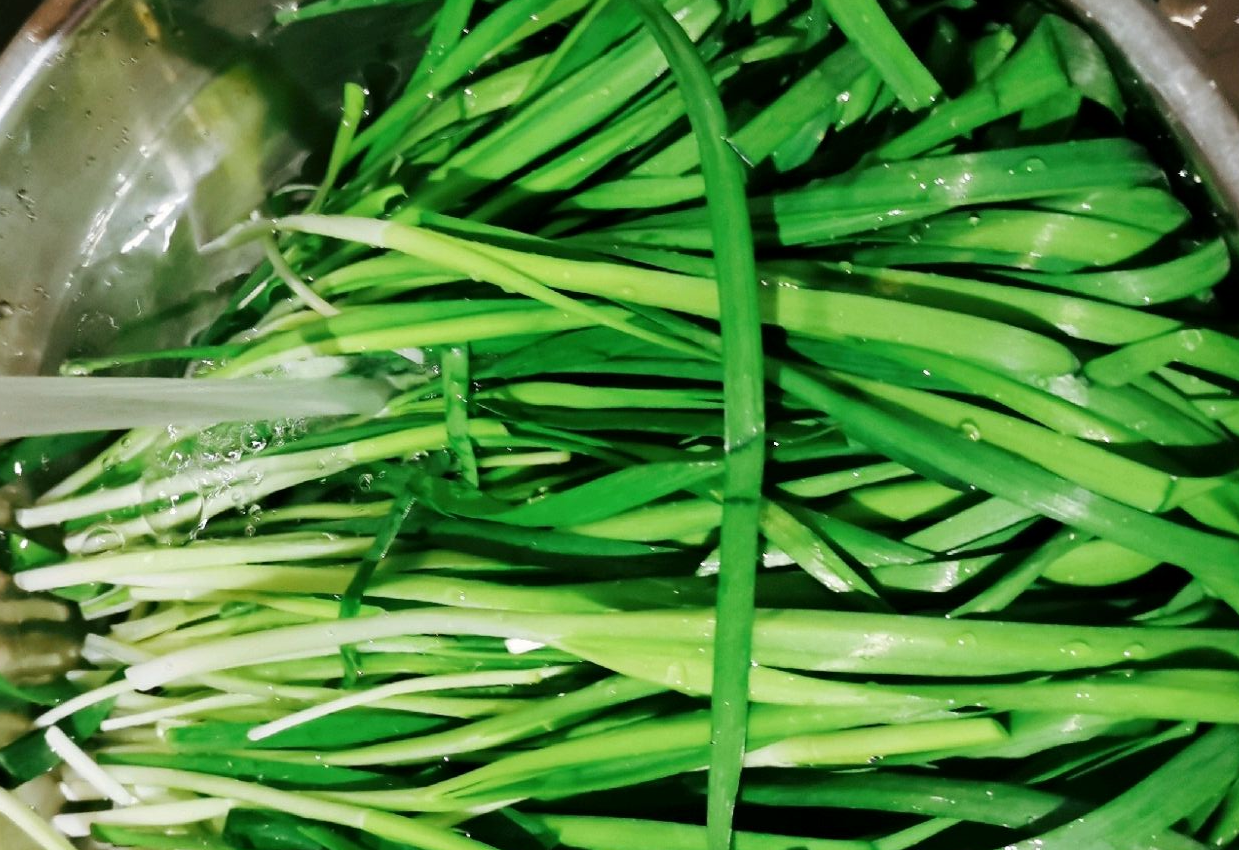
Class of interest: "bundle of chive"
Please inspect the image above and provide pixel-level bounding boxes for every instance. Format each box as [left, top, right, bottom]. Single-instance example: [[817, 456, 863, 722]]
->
[[3, 0, 1239, 848]]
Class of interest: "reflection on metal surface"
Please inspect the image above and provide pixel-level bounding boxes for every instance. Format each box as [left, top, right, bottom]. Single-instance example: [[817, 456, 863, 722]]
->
[[0, 0, 425, 377], [13, 0, 96, 41], [0, 0, 1235, 845], [1062, 0, 1239, 253], [0, 572, 78, 734], [1166, 0, 1239, 107], [1166, 1, 1210, 27], [133, 0, 162, 42], [0, 9, 423, 842]]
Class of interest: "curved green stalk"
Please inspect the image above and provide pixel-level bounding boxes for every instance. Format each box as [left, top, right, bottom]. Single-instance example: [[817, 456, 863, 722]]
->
[[630, 4, 766, 849]]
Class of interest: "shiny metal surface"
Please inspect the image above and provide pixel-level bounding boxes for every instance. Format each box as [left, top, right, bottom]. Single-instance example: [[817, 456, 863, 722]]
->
[[0, 1, 1236, 843], [1061, 0, 1239, 251], [0, 0, 424, 376], [0, 8, 425, 843], [1162, 0, 1239, 107]]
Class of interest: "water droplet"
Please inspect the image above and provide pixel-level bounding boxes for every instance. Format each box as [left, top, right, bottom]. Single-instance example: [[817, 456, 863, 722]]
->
[[1020, 157, 1047, 173], [80, 525, 126, 554], [954, 632, 977, 648], [1059, 640, 1091, 659], [959, 420, 982, 441], [1122, 643, 1147, 660], [138, 475, 205, 544], [0, 301, 13, 319], [665, 662, 689, 688]]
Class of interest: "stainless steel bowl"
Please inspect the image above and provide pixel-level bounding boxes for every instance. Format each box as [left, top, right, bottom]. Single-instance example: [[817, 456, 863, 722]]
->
[[1062, 0, 1239, 246], [0, 0, 426, 377], [0, 0, 1237, 844], [0, 5, 427, 841]]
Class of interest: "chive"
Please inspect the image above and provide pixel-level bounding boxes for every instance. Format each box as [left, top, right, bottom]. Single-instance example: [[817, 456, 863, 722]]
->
[[741, 771, 1080, 828], [776, 366, 1239, 612], [630, 4, 766, 849], [413, 0, 476, 80], [1002, 237, 1231, 305], [820, 0, 940, 111], [531, 814, 870, 850], [307, 83, 367, 215], [338, 477, 418, 686], [350, 0, 575, 166], [8, 3, 1239, 850], [1013, 726, 1239, 850], [275, 0, 430, 25], [442, 345, 481, 486], [101, 766, 499, 850], [878, 17, 1071, 160], [0, 377, 389, 440], [0, 787, 76, 850]]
